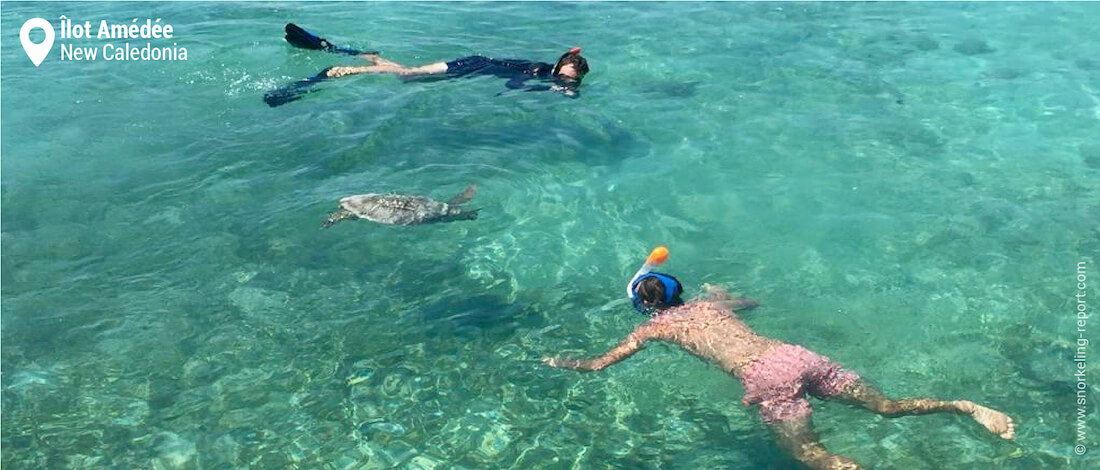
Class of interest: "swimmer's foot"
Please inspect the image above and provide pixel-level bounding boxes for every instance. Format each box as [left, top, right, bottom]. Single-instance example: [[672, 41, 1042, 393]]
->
[[954, 400, 1015, 440]]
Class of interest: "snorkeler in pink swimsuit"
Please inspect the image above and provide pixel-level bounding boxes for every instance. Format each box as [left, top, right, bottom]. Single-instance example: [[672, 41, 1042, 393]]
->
[[544, 271, 1015, 470]]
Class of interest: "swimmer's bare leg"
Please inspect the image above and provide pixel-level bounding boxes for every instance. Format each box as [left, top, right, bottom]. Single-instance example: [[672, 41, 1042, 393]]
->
[[832, 379, 1015, 439], [325, 61, 448, 78], [358, 53, 405, 68], [768, 416, 861, 470]]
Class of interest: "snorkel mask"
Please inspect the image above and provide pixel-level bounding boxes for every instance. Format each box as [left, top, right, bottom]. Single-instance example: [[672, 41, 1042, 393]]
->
[[627, 246, 682, 313], [552, 47, 584, 77], [552, 47, 587, 94]]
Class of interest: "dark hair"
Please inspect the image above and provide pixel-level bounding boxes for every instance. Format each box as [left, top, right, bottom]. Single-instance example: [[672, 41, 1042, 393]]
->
[[634, 275, 684, 312], [552, 51, 589, 83]]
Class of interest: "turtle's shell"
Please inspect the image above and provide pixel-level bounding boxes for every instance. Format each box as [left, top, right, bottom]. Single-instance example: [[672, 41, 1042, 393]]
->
[[339, 194, 449, 226]]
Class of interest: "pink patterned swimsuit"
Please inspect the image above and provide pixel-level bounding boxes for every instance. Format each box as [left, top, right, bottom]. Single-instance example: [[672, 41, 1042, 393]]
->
[[740, 344, 860, 423]]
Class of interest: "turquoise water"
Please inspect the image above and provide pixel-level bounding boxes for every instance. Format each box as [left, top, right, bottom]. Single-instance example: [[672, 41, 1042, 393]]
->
[[3, 1, 1099, 468]]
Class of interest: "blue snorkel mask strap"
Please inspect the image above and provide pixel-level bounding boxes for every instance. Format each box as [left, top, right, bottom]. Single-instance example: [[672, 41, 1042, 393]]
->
[[630, 272, 682, 313]]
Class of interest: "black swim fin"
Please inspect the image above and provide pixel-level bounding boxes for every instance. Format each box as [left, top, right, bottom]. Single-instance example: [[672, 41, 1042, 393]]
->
[[263, 68, 331, 107], [284, 23, 375, 56]]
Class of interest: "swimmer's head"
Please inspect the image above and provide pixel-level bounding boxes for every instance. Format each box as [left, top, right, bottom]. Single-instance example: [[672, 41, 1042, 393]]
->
[[553, 47, 589, 89], [631, 272, 684, 314]]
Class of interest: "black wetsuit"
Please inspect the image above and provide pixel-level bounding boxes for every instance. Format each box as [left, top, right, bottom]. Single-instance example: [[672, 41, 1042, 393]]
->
[[443, 56, 558, 92], [265, 55, 570, 107]]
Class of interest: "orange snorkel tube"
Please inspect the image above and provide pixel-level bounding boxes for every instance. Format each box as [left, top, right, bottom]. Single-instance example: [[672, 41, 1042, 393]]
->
[[626, 246, 670, 298]]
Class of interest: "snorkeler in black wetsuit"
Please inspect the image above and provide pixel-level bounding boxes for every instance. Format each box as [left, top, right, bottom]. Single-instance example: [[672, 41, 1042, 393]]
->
[[265, 24, 589, 107]]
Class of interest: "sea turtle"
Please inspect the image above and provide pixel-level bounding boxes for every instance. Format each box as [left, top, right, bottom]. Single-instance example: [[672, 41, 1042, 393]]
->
[[323, 185, 479, 228]]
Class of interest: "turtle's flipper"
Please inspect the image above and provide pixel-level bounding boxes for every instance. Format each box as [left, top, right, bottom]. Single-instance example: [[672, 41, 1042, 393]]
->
[[322, 208, 354, 229], [450, 209, 479, 222], [447, 185, 477, 206]]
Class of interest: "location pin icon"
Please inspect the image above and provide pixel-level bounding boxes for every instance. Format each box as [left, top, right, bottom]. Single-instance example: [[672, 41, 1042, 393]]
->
[[20, 18, 55, 67]]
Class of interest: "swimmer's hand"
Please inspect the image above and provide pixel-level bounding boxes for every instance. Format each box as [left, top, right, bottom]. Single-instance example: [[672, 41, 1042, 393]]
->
[[703, 283, 760, 312], [550, 84, 578, 98], [702, 283, 733, 302], [543, 357, 586, 370]]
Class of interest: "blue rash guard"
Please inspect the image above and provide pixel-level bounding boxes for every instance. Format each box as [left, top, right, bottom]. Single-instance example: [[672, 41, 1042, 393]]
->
[[442, 56, 564, 93]]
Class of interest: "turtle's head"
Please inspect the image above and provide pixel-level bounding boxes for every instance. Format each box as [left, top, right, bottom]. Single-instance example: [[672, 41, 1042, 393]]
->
[[630, 273, 684, 315]]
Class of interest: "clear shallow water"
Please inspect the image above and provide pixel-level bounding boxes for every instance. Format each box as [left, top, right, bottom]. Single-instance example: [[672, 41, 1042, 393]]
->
[[2, 1, 1099, 468]]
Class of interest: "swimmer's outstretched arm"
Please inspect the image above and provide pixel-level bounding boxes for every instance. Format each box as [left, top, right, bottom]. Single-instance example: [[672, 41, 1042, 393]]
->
[[703, 283, 734, 301], [324, 60, 448, 79], [543, 324, 660, 372]]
